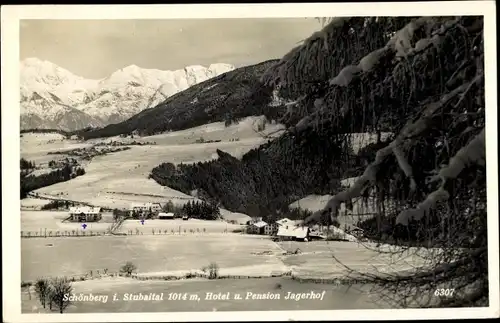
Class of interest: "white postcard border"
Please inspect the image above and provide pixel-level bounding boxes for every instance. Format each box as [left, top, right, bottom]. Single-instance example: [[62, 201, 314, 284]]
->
[[2, 2, 498, 321]]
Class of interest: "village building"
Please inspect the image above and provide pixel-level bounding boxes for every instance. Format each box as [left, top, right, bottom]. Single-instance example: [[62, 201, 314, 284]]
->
[[276, 218, 294, 226], [247, 220, 268, 235], [276, 223, 310, 242], [264, 222, 279, 235], [69, 206, 102, 222], [129, 202, 162, 215], [246, 217, 263, 225], [151, 203, 162, 212], [158, 212, 175, 220]]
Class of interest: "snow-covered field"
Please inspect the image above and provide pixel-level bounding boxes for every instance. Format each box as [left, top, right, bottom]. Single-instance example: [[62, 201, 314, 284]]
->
[[20, 123, 428, 313], [21, 133, 92, 165], [117, 218, 243, 234], [22, 276, 388, 313], [20, 198, 51, 210], [20, 132, 66, 142], [21, 231, 426, 283], [21, 210, 114, 233], [219, 209, 252, 225], [20, 210, 245, 235], [21, 117, 283, 209], [128, 116, 285, 146], [21, 235, 285, 281], [279, 241, 428, 279]]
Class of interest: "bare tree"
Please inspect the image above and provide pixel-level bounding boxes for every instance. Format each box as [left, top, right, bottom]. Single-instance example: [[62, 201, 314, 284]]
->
[[46, 284, 55, 311], [120, 261, 137, 276], [34, 278, 50, 308], [207, 262, 219, 280], [50, 277, 73, 313]]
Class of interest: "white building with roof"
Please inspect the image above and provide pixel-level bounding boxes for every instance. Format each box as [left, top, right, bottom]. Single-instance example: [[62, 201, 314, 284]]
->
[[276, 218, 294, 226], [158, 212, 175, 220], [129, 202, 162, 215], [69, 206, 102, 222], [247, 220, 268, 234], [276, 224, 310, 241]]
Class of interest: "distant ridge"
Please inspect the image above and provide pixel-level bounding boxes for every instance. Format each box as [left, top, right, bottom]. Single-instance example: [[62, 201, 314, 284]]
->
[[20, 58, 235, 131], [79, 60, 281, 140]]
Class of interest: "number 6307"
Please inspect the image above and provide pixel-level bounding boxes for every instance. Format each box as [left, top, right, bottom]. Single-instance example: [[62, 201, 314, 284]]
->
[[434, 289, 455, 297]]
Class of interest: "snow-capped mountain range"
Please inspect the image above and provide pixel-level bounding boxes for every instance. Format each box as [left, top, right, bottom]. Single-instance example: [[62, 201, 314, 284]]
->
[[20, 58, 235, 131]]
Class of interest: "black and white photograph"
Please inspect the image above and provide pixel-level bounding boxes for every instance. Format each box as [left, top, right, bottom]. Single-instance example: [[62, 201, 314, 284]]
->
[[2, 2, 499, 322]]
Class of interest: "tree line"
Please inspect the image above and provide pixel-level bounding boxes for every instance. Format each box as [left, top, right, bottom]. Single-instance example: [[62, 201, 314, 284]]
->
[[29, 277, 72, 313], [20, 160, 86, 199], [180, 200, 220, 220], [157, 199, 221, 221], [20, 158, 36, 170], [115, 199, 221, 221], [150, 128, 381, 220]]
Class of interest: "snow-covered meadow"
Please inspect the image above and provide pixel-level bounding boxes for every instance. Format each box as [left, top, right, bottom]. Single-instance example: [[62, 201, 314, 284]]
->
[[21, 116, 284, 210]]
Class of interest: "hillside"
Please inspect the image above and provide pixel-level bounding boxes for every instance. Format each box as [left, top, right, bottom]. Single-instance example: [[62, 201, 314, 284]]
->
[[20, 58, 235, 130], [269, 16, 487, 307], [147, 19, 409, 219], [79, 60, 281, 140], [150, 16, 487, 308], [151, 114, 388, 217]]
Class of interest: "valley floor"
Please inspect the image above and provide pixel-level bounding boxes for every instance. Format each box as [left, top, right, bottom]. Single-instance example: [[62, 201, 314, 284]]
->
[[21, 233, 435, 313], [21, 117, 282, 215], [19, 120, 428, 313], [22, 276, 390, 313]]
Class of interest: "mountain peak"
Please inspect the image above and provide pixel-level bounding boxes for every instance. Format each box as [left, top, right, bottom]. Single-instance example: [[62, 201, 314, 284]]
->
[[21, 57, 62, 71], [121, 64, 142, 71], [20, 59, 236, 131], [21, 57, 45, 65]]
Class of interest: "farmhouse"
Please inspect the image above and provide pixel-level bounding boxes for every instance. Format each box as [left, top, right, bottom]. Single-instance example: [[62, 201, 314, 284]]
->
[[247, 220, 268, 234], [130, 202, 162, 215], [69, 206, 102, 222], [276, 218, 294, 226], [276, 224, 310, 242], [158, 212, 175, 220], [264, 222, 279, 235]]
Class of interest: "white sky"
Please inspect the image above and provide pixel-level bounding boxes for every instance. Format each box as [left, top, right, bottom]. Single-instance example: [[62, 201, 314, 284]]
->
[[20, 18, 322, 78]]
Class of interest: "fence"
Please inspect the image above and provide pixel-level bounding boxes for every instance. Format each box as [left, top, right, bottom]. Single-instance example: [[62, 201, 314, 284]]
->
[[25, 192, 113, 211], [122, 228, 234, 236], [290, 276, 371, 286], [21, 229, 108, 238], [21, 268, 119, 286], [22, 269, 295, 287], [20, 227, 235, 238]]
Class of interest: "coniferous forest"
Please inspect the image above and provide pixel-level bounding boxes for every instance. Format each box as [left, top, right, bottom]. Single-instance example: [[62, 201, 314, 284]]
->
[[151, 16, 487, 307], [20, 159, 86, 198]]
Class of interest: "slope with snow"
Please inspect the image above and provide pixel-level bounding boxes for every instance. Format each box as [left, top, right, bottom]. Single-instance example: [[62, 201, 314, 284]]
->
[[20, 58, 235, 131]]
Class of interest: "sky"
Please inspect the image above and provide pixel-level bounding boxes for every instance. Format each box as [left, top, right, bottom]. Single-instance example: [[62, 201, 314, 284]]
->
[[20, 18, 322, 79]]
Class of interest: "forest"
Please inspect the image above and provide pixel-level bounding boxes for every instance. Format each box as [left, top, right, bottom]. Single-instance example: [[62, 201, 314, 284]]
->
[[20, 159, 86, 198], [150, 131, 382, 219], [152, 16, 487, 307]]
